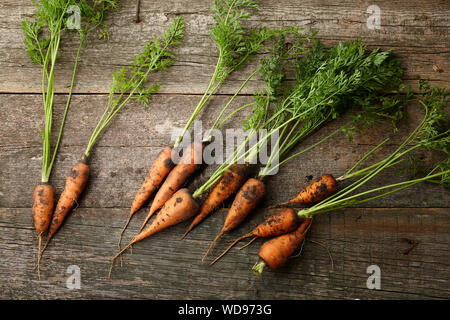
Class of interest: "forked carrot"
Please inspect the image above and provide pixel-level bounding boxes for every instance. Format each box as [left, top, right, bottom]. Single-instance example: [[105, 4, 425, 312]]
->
[[181, 163, 250, 239], [202, 177, 265, 261], [253, 218, 312, 273], [210, 208, 300, 265]]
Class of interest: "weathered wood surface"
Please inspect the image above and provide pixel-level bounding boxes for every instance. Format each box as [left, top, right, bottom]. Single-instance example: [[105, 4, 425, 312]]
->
[[0, 0, 448, 94], [1, 207, 449, 299], [1, 94, 449, 209], [0, 0, 449, 300]]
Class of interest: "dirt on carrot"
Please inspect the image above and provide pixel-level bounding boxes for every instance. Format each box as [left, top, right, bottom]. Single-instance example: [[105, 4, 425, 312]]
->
[[44, 156, 90, 250], [272, 174, 338, 207], [32, 183, 55, 279], [210, 208, 301, 265], [253, 218, 312, 273], [109, 188, 199, 278], [203, 177, 266, 261], [140, 142, 203, 231], [181, 163, 250, 239], [131, 146, 175, 215]]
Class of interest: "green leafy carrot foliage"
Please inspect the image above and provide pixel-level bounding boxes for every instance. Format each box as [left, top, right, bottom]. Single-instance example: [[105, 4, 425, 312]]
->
[[85, 17, 185, 156]]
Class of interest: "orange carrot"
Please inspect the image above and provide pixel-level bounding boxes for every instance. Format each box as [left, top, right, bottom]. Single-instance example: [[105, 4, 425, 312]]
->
[[210, 208, 300, 265], [181, 163, 250, 240], [139, 142, 203, 231], [272, 174, 337, 207], [32, 183, 55, 279], [118, 146, 175, 251], [131, 146, 175, 215], [203, 177, 265, 261], [109, 188, 199, 277], [253, 217, 312, 273], [43, 156, 90, 251]]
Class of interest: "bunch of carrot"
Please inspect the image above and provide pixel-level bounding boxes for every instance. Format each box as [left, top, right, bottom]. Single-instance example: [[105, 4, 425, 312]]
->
[[109, 38, 417, 273], [22, 0, 449, 280], [115, 0, 308, 253], [199, 39, 409, 261], [252, 81, 448, 273], [109, 21, 314, 275], [28, 13, 185, 278], [24, 0, 117, 279]]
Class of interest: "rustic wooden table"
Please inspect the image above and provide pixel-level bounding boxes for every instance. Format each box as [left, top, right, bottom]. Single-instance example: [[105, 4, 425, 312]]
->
[[1, 0, 449, 299]]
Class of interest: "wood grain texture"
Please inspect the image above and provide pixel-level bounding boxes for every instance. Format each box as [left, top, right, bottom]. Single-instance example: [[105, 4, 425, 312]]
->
[[0, 0, 448, 94], [0, 207, 448, 299], [0, 0, 449, 300]]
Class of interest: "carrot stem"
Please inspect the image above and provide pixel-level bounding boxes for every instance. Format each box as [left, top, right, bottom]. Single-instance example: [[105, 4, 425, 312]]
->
[[252, 261, 266, 275]]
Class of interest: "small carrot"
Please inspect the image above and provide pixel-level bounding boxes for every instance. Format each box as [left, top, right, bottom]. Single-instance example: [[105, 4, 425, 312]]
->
[[140, 142, 203, 232], [202, 177, 265, 261], [109, 188, 199, 277], [271, 174, 338, 207], [210, 208, 300, 265], [118, 146, 174, 251], [253, 218, 312, 274], [43, 155, 90, 252], [32, 183, 55, 279], [181, 163, 250, 240]]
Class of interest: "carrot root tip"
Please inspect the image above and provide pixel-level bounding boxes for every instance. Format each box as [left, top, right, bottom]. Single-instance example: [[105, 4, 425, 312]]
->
[[202, 231, 224, 262], [36, 233, 43, 281], [180, 226, 193, 240]]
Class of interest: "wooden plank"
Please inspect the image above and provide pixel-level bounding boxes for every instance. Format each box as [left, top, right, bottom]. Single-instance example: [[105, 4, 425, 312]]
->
[[0, 207, 448, 299], [1, 94, 449, 209], [0, 0, 449, 300], [0, 0, 448, 94]]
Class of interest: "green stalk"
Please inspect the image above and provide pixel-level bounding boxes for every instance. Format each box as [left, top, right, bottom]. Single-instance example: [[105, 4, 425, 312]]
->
[[85, 17, 184, 156], [48, 38, 84, 175], [298, 170, 450, 218], [210, 69, 259, 131], [338, 137, 390, 180], [261, 120, 355, 177], [174, 57, 223, 147]]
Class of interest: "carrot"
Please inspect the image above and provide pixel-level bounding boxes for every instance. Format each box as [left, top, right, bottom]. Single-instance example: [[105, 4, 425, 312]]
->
[[271, 174, 338, 207], [140, 142, 203, 232], [202, 177, 265, 261], [32, 183, 55, 279], [118, 146, 174, 251], [181, 163, 250, 240], [131, 146, 175, 215], [210, 208, 300, 265], [109, 188, 199, 277], [253, 218, 312, 273], [43, 156, 90, 251]]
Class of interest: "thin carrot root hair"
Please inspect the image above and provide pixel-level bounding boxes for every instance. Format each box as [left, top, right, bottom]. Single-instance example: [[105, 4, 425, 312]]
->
[[307, 239, 334, 270], [202, 230, 225, 262], [108, 240, 135, 279], [210, 233, 252, 266], [117, 213, 134, 266], [239, 236, 257, 250], [36, 232, 43, 280]]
